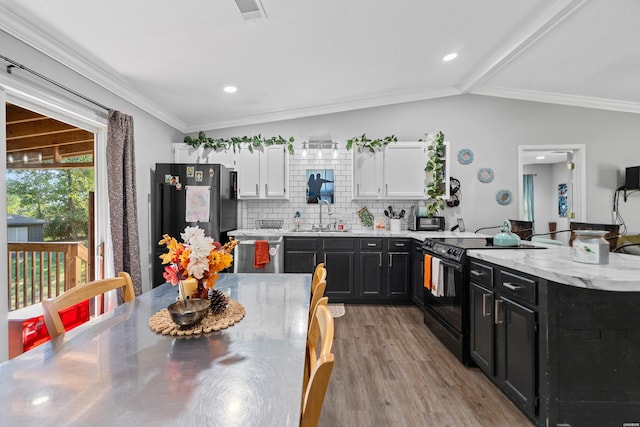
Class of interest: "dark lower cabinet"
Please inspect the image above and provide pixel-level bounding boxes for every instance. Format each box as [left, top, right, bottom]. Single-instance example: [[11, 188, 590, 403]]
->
[[284, 236, 413, 303], [496, 296, 537, 419], [470, 283, 494, 375], [323, 250, 356, 298], [283, 238, 318, 273], [358, 238, 383, 297], [469, 261, 538, 422], [386, 239, 411, 299]]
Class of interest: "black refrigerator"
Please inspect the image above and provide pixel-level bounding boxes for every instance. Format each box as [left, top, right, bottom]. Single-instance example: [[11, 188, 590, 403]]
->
[[152, 163, 237, 286]]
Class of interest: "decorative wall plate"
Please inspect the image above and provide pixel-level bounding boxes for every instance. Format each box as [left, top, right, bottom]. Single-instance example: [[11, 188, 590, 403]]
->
[[457, 148, 474, 165], [496, 189, 512, 205], [477, 168, 494, 183]]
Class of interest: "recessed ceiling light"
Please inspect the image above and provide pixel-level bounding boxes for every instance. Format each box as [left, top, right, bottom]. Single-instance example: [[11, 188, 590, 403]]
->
[[442, 52, 458, 62], [224, 86, 237, 93], [536, 156, 546, 160]]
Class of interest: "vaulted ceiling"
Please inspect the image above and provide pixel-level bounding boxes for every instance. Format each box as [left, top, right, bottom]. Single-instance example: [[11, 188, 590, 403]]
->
[[0, 0, 638, 133]]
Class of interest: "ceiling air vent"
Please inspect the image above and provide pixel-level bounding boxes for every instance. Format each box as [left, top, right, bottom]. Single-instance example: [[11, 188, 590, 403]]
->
[[234, 0, 267, 21]]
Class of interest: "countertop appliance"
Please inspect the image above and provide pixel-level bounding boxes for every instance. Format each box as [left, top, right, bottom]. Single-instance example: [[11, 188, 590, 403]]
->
[[421, 237, 543, 365], [152, 163, 237, 286], [409, 215, 445, 231]]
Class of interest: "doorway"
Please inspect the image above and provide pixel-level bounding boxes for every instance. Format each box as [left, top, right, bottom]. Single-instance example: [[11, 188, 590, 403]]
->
[[6, 102, 97, 311], [518, 145, 586, 244]]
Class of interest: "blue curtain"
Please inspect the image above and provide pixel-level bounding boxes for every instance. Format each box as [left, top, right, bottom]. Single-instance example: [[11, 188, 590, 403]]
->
[[523, 174, 535, 222]]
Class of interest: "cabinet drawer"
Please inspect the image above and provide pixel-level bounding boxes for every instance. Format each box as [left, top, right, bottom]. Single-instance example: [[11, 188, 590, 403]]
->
[[498, 270, 537, 305], [284, 238, 318, 251], [360, 239, 383, 250], [387, 239, 411, 251], [469, 261, 493, 288], [322, 238, 355, 250]]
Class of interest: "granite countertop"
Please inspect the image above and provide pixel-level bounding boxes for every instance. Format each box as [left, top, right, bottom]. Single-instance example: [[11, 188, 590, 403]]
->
[[469, 244, 640, 292], [228, 229, 640, 292]]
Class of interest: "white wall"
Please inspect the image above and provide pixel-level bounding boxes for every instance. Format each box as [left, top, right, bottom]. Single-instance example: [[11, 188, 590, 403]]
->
[[194, 94, 640, 234], [1, 29, 181, 300]]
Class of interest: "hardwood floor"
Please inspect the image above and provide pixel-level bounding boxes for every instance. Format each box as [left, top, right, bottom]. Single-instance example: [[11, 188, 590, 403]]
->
[[318, 305, 534, 427]]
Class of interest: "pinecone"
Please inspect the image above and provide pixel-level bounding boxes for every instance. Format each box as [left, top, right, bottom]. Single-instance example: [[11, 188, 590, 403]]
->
[[208, 288, 228, 315]]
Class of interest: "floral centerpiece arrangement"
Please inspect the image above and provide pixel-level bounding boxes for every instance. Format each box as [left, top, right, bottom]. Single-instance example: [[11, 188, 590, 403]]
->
[[159, 226, 238, 304]]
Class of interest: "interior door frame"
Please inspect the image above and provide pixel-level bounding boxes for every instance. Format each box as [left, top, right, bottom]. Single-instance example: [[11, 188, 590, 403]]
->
[[517, 144, 587, 225]]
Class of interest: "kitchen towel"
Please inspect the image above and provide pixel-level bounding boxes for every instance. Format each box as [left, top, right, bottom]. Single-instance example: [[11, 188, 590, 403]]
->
[[423, 254, 432, 290], [431, 258, 444, 296], [254, 240, 270, 269]]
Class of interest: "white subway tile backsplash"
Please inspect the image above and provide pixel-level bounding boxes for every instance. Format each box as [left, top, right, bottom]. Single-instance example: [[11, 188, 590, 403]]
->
[[240, 148, 419, 231]]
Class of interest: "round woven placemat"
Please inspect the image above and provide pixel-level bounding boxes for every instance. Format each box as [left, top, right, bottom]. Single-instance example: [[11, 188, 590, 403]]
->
[[149, 300, 245, 337]]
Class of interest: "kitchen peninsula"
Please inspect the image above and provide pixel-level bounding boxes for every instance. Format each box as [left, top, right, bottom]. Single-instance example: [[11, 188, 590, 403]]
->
[[232, 228, 640, 426]]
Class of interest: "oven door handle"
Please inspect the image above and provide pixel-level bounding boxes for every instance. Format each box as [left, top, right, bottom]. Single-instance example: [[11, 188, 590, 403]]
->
[[437, 260, 462, 271]]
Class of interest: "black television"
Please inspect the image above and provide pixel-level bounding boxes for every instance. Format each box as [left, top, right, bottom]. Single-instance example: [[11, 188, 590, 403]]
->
[[626, 166, 640, 190]]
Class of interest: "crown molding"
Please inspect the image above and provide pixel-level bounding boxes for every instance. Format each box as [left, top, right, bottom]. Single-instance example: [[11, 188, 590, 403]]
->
[[0, 6, 186, 132], [472, 86, 640, 115], [186, 88, 461, 132]]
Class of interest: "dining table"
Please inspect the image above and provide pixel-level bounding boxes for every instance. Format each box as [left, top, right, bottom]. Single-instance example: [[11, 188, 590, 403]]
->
[[0, 273, 311, 427]]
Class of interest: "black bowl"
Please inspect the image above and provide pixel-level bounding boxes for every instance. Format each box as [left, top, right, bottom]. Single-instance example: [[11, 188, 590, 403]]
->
[[167, 299, 210, 329]]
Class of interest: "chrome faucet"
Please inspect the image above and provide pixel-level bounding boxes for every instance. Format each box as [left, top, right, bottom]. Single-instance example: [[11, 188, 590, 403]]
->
[[318, 199, 332, 229]]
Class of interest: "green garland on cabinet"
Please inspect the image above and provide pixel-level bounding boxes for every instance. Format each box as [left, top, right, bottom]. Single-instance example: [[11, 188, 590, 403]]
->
[[346, 131, 447, 217], [184, 131, 295, 155], [345, 134, 397, 152], [425, 131, 446, 217]]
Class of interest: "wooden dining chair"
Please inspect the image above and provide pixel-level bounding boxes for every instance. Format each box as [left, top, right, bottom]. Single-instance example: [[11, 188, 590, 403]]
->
[[42, 272, 135, 339], [308, 280, 327, 326], [300, 353, 335, 427], [303, 303, 334, 394], [311, 263, 326, 296]]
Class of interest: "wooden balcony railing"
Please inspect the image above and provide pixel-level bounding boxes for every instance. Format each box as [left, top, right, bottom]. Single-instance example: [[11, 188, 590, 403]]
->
[[8, 242, 90, 311]]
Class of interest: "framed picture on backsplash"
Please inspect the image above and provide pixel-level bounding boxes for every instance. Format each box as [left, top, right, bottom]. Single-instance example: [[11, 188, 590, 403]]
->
[[306, 169, 334, 204]]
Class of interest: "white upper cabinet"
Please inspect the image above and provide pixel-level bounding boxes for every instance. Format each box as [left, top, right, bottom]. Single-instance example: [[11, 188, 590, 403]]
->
[[353, 149, 381, 198], [172, 143, 236, 169], [353, 141, 435, 200], [237, 145, 288, 200], [383, 142, 428, 198]]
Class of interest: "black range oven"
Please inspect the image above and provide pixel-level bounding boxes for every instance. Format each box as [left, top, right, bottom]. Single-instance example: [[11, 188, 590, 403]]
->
[[422, 237, 542, 365]]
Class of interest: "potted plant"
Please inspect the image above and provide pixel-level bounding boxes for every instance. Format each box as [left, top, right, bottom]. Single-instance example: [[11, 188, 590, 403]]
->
[[425, 131, 446, 218]]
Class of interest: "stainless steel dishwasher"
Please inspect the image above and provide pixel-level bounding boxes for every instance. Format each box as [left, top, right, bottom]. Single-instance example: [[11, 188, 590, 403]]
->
[[233, 235, 284, 273]]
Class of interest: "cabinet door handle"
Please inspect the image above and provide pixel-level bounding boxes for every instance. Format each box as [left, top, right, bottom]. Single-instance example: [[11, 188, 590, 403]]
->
[[367, 243, 377, 247], [470, 270, 484, 277], [385, 184, 388, 195], [379, 253, 382, 267], [482, 293, 491, 317], [389, 253, 393, 267], [503, 282, 520, 291], [323, 254, 327, 265], [255, 184, 259, 196], [357, 183, 360, 194], [313, 254, 317, 265], [395, 243, 405, 247], [265, 183, 268, 195], [494, 299, 504, 324]]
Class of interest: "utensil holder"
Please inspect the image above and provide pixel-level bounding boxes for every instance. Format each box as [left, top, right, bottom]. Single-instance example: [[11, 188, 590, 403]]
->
[[390, 218, 401, 232]]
